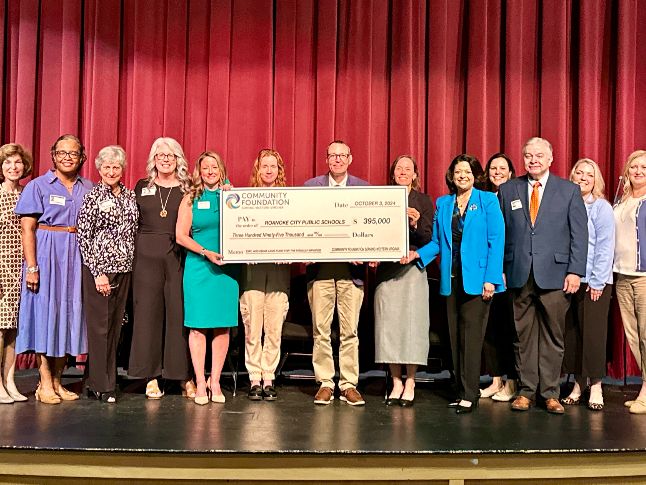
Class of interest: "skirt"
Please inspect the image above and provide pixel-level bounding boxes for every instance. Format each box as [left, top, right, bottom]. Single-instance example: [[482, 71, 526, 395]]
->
[[374, 263, 430, 365]]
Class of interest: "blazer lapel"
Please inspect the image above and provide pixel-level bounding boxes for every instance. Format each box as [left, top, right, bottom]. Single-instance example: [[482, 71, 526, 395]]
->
[[533, 174, 554, 227], [515, 176, 531, 225], [442, 195, 455, 246], [462, 190, 478, 232]]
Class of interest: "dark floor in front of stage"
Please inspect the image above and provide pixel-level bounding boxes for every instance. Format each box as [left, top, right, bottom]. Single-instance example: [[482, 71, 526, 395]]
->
[[1, 370, 645, 455]]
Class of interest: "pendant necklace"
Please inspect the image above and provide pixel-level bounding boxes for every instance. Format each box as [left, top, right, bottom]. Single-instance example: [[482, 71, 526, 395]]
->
[[158, 185, 173, 218]]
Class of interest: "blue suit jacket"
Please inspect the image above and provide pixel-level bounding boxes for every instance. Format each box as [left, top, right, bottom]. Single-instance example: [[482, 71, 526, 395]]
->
[[416, 188, 505, 296], [303, 173, 369, 187], [303, 172, 369, 284], [497, 174, 588, 290]]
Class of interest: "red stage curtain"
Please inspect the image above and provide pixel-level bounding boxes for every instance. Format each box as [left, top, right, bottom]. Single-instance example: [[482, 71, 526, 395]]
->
[[2, 0, 645, 377]]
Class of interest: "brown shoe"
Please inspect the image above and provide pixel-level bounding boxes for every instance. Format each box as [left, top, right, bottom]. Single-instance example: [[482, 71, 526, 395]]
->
[[545, 398, 565, 414], [510, 395, 532, 411], [314, 386, 334, 405], [340, 388, 365, 406]]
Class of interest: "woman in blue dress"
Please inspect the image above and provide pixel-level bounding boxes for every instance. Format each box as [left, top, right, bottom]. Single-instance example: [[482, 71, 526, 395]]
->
[[176, 151, 238, 405], [15, 134, 93, 404]]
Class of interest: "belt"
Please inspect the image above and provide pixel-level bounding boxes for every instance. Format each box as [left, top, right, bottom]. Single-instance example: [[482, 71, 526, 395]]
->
[[38, 224, 77, 233]]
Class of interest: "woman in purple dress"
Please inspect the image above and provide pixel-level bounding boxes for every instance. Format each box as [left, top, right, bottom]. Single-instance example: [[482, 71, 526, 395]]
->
[[15, 134, 93, 405]]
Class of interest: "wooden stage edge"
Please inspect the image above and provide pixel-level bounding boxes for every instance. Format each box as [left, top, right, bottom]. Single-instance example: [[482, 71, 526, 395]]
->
[[1, 450, 646, 483]]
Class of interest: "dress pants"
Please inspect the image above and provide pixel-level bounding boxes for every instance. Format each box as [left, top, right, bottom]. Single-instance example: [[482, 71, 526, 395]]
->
[[129, 234, 190, 380], [482, 291, 518, 379], [307, 278, 363, 391], [512, 272, 570, 400], [446, 276, 491, 403], [239, 264, 290, 381], [563, 283, 612, 380], [82, 267, 131, 393], [615, 274, 646, 379]]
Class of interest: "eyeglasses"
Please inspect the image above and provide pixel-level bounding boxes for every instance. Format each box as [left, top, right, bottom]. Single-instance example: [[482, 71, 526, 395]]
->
[[155, 153, 178, 161], [55, 150, 81, 160], [327, 153, 350, 161]]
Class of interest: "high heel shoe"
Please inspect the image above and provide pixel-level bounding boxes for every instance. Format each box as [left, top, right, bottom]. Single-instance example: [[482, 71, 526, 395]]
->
[[56, 385, 79, 401], [456, 399, 477, 414], [182, 380, 197, 399], [194, 381, 210, 406], [385, 390, 403, 406], [145, 378, 164, 399], [0, 394, 14, 404], [6, 388, 28, 402], [35, 386, 61, 405]]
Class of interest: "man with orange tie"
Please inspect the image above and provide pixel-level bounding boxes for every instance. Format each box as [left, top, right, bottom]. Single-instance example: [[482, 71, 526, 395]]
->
[[498, 137, 588, 414]]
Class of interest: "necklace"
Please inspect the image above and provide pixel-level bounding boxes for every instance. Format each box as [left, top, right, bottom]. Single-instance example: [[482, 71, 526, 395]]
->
[[158, 185, 173, 218], [456, 191, 471, 210]]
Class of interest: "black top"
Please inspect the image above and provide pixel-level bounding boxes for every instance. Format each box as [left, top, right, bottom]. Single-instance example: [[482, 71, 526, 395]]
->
[[135, 179, 184, 236], [451, 201, 466, 277]]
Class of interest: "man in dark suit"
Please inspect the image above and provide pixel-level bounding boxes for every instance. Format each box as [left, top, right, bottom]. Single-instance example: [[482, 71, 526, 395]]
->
[[304, 140, 369, 406], [498, 137, 588, 414]]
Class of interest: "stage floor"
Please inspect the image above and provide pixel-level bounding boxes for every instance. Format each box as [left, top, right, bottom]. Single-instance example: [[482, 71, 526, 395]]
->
[[2, 370, 646, 483], [1, 370, 645, 454]]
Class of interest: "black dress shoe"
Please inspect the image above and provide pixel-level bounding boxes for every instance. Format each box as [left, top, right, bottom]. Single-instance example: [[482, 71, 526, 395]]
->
[[262, 385, 277, 401], [87, 388, 101, 400], [385, 397, 401, 406], [399, 398, 414, 408], [248, 385, 263, 401], [101, 391, 117, 403]]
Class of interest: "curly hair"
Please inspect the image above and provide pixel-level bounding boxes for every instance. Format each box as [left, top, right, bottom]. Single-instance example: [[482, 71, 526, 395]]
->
[[249, 149, 286, 187], [144, 137, 191, 193], [186, 151, 227, 204], [445, 154, 486, 194], [0, 143, 33, 183], [50, 134, 87, 169]]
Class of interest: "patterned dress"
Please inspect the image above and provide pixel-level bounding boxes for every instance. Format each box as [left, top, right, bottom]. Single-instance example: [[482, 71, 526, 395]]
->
[[0, 187, 22, 330]]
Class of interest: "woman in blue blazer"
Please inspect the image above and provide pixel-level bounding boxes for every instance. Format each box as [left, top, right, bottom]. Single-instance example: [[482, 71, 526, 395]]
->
[[405, 154, 505, 413]]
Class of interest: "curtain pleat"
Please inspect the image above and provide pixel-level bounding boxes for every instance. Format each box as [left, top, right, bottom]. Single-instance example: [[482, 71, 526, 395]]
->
[[3, 0, 645, 377]]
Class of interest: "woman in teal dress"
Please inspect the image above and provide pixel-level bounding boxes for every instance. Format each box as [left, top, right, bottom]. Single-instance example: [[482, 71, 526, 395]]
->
[[176, 151, 237, 405]]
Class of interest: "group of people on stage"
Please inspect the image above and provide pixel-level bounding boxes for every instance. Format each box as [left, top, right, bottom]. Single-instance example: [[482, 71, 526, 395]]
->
[[0, 135, 645, 417]]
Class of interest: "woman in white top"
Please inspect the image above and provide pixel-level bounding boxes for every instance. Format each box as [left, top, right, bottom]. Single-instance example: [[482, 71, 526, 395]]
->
[[613, 150, 646, 414]]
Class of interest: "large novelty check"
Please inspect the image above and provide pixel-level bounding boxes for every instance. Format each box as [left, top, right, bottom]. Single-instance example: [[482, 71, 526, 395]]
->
[[220, 186, 409, 263]]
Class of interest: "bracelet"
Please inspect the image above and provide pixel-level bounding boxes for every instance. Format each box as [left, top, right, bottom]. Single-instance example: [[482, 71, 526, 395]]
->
[[27, 265, 39, 274], [200, 248, 206, 257]]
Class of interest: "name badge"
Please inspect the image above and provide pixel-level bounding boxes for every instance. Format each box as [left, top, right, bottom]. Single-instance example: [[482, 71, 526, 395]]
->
[[141, 186, 156, 196], [511, 199, 522, 211], [197, 201, 211, 210], [99, 200, 115, 212], [49, 195, 66, 206]]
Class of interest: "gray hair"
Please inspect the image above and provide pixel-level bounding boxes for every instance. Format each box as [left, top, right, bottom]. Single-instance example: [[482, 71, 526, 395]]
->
[[95, 145, 127, 170], [522, 137, 553, 156], [145, 137, 191, 193]]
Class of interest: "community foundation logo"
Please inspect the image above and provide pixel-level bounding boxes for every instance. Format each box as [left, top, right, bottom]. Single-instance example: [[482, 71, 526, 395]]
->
[[226, 193, 241, 209]]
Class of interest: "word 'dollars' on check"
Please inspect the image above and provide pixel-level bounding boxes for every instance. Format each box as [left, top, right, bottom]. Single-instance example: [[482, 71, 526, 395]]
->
[[220, 186, 409, 263]]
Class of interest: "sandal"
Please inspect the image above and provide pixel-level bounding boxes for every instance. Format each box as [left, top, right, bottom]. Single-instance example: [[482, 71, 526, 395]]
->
[[56, 385, 80, 401], [560, 395, 580, 405], [588, 401, 604, 411], [182, 380, 197, 399], [145, 379, 164, 399]]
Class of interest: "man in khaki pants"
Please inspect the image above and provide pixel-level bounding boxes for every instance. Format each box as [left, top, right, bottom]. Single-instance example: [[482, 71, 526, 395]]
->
[[303, 140, 369, 405]]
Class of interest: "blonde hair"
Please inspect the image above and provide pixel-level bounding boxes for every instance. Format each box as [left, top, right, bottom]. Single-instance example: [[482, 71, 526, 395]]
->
[[249, 149, 286, 187], [145, 137, 191, 193], [620, 150, 646, 203], [187, 151, 227, 204], [569, 158, 606, 200]]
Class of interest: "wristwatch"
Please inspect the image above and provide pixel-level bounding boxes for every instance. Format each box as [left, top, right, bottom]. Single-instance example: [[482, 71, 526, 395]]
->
[[27, 265, 39, 274], [200, 248, 206, 257]]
